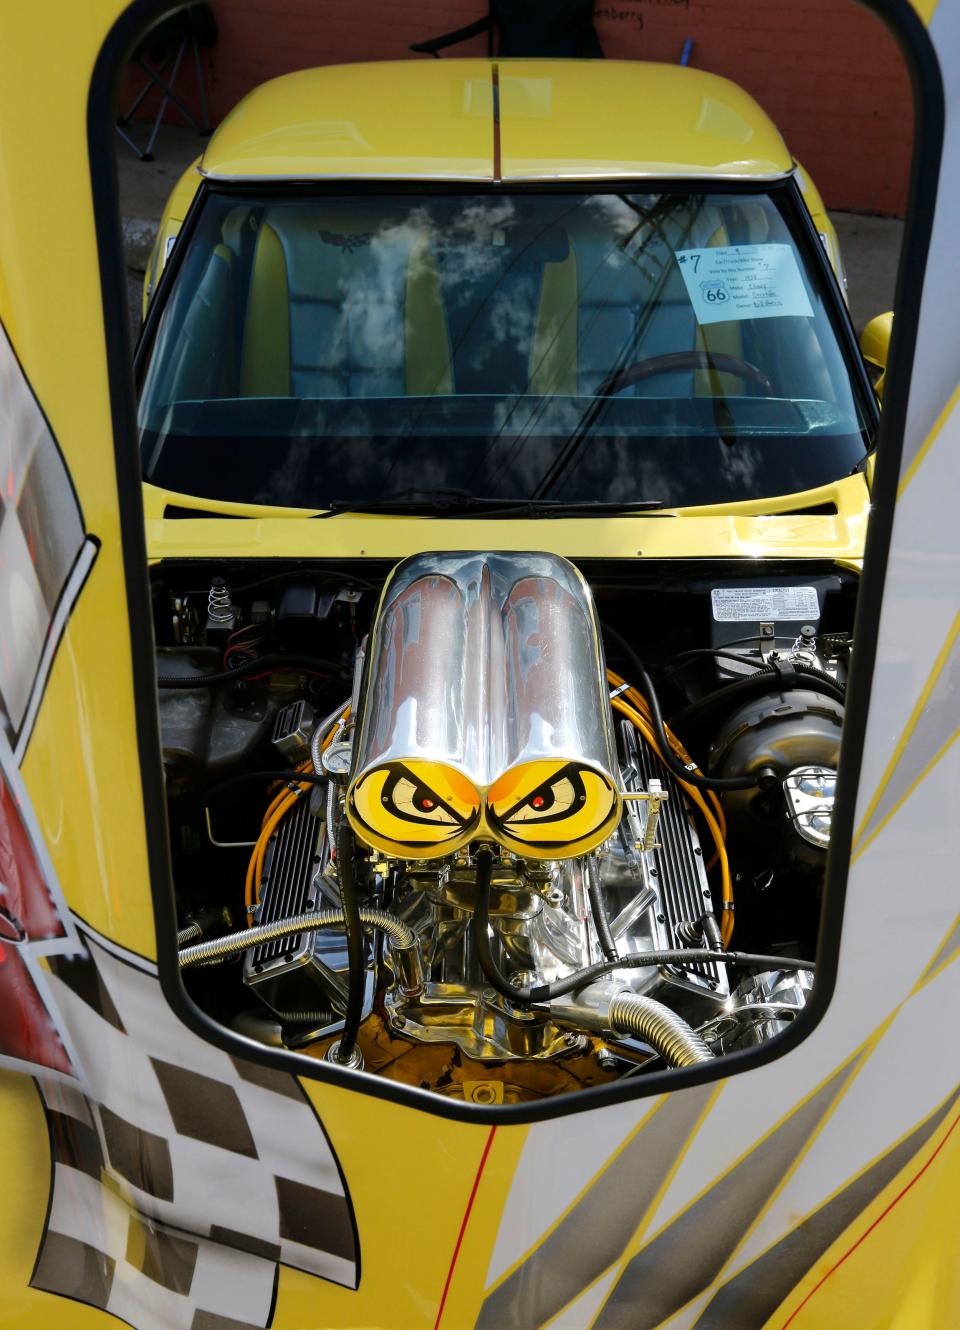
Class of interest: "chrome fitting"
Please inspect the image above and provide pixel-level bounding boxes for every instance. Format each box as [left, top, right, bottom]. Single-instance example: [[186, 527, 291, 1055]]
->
[[389, 942, 424, 996], [325, 1040, 364, 1071]]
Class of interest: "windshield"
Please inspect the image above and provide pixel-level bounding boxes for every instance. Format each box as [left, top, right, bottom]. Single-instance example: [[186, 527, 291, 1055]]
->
[[138, 188, 873, 509]]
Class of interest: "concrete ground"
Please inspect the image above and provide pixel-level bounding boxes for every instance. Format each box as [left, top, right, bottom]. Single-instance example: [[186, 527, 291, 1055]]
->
[[831, 212, 904, 330], [119, 124, 903, 339], [119, 124, 204, 333]]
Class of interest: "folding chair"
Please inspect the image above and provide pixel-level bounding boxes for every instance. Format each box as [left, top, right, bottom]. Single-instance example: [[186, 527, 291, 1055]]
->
[[116, 4, 217, 162]]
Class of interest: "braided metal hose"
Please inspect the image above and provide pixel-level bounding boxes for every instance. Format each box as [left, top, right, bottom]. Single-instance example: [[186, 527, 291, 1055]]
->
[[311, 699, 350, 775], [271, 1010, 334, 1025], [607, 991, 713, 1066], [176, 922, 202, 948], [178, 907, 415, 969]]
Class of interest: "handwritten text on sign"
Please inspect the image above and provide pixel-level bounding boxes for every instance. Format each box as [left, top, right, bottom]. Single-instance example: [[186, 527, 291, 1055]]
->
[[675, 244, 815, 325]]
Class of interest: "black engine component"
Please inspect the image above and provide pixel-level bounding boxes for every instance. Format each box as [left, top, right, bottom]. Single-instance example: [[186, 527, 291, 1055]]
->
[[709, 687, 843, 871]]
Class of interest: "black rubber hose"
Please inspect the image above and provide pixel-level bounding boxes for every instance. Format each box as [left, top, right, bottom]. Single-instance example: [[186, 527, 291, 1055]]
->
[[473, 848, 520, 1005], [334, 821, 366, 1066], [664, 648, 767, 676], [473, 850, 813, 1007], [668, 663, 846, 732], [587, 856, 618, 962], [789, 663, 847, 696], [603, 622, 760, 792], [157, 654, 343, 688]]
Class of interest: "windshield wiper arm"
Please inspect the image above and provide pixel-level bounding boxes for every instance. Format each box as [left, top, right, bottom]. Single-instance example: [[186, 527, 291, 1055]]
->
[[315, 495, 667, 519]]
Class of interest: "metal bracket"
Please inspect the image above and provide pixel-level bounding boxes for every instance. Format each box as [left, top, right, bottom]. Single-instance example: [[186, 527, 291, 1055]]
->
[[758, 621, 776, 662], [621, 779, 668, 851]]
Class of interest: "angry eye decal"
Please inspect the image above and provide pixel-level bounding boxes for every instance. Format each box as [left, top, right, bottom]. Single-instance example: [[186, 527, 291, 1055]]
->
[[486, 760, 620, 859], [347, 761, 481, 858]]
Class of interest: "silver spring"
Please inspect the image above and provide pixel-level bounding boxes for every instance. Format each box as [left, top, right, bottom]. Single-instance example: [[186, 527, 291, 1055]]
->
[[207, 577, 233, 624]]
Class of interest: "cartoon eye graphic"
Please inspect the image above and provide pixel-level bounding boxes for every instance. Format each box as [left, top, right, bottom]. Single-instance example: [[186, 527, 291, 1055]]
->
[[382, 770, 463, 827], [487, 760, 620, 859], [347, 761, 481, 858], [498, 771, 580, 825]]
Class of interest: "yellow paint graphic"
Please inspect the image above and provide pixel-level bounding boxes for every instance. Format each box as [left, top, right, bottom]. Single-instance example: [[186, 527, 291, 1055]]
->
[[487, 760, 620, 859], [852, 611, 960, 860], [348, 760, 482, 858], [897, 379, 960, 499]]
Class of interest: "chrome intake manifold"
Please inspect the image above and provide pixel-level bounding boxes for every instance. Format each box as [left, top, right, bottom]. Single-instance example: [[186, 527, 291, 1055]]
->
[[382, 714, 730, 1062]]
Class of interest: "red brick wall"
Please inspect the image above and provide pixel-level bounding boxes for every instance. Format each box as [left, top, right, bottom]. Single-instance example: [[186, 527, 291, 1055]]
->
[[141, 0, 914, 214]]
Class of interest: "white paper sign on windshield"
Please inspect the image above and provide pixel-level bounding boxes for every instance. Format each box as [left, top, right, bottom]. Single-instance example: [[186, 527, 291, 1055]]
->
[[675, 243, 815, 326]]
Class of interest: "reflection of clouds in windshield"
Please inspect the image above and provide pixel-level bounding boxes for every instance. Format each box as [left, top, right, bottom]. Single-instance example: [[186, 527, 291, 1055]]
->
[[327, 216, 428, 379], [716, 442, 761, 490], [253, 440, 315, 506], [304, 198, 550, 393], [490, 394, 585, 438], [432, 199, 521, 288], [585, 193, 657, 238], [554, 431, 676, 506], [432, 199, 546, 386]]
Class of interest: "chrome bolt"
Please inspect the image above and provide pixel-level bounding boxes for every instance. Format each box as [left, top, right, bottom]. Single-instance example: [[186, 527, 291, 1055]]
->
[[596, 1047, 618, 1072]]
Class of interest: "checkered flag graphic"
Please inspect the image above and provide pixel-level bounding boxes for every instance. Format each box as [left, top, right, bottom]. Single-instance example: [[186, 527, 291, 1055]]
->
[[31, 928, 358, 1330], [0, 320, 97, 759]]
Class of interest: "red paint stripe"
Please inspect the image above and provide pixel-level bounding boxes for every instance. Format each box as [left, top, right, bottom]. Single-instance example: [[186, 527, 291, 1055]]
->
[[781, 1106, 960, 1328], [434, 1126, 497, 1330], [491, 63, 501, 183]]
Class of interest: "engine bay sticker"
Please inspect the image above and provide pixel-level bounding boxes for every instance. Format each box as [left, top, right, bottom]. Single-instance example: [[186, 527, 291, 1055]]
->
[[711, 586, 821, 622], [675, 244, 815, 325]]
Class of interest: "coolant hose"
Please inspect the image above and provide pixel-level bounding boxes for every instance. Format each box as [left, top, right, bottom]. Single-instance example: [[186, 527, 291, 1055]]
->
[[606, 991, 713, 1066], [178, 902, 414, 968], [587, 856, 618, 962]]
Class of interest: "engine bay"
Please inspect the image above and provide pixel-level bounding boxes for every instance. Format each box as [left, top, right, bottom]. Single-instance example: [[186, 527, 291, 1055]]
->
[[154, 552, 854, 1104]]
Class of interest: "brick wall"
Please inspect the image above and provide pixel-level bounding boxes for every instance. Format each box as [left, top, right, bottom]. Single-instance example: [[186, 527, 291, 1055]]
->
[[141, 0, 914, 214]]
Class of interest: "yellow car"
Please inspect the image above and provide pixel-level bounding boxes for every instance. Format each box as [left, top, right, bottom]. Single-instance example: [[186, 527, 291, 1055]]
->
[[134, 55, 874, 1091], [5, 36, 957, 1330]]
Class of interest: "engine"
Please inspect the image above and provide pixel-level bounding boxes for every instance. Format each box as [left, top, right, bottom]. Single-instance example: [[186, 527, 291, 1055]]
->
[[157, 551, 851, 1102]]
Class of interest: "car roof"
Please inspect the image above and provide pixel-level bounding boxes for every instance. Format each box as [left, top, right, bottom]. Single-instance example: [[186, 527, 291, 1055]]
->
[[200, 59, 794, 183]]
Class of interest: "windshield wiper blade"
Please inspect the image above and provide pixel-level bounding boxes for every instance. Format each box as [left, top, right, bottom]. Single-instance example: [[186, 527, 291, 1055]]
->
[[476, 499, 669, 518], [316, 495, 667, 519]]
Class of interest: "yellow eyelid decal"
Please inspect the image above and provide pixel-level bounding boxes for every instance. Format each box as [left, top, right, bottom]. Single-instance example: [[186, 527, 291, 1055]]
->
[[347, 760, 482, 859], [486, 760, 621, 860]]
